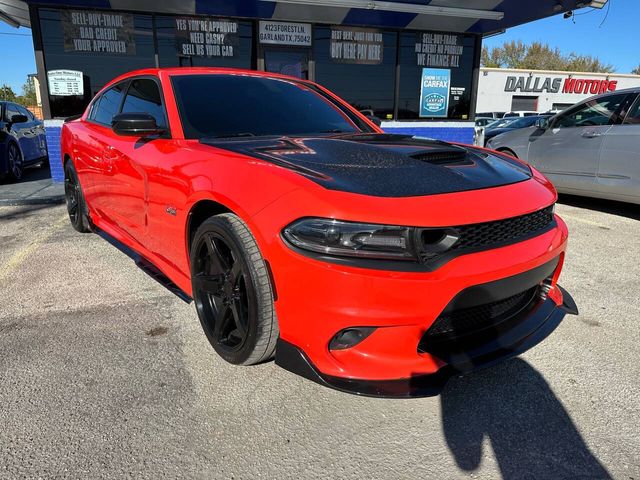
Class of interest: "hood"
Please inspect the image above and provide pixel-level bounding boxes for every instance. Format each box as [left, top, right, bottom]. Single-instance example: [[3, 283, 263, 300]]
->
[[201, 133, 531, 198], [484, 127, 516, 138]]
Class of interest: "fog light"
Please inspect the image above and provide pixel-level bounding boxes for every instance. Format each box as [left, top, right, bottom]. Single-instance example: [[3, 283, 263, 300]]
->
[[329, 327, 376, 350]]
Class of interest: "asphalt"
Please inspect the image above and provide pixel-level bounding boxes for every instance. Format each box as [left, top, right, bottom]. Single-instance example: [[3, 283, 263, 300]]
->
[[0, 196, 638, 479], [0, 167, 64, 206]]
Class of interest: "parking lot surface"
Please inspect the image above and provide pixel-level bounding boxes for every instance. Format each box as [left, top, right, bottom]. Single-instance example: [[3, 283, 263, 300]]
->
[[0, 198, 638, 479]]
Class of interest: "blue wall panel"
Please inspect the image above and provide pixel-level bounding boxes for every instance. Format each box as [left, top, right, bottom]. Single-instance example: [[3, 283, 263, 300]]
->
[[45, 126, 64, 183], [383, 126, 475, 144]]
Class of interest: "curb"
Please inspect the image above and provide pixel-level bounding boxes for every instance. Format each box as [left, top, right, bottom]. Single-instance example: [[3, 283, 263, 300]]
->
[[0, 195, 66, 207]]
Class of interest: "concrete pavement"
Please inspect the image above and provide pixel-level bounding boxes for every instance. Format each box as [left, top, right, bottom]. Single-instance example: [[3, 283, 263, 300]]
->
[[0, 197, 638, 479]]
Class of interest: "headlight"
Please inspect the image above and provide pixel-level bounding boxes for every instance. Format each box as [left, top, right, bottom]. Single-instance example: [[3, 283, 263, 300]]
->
[[282, 218, 418, 261]]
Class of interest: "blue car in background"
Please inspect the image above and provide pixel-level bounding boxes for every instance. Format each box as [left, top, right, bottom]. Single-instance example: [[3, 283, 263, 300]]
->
[[483, 114, 552, 146], [0, 101, 48, 182]]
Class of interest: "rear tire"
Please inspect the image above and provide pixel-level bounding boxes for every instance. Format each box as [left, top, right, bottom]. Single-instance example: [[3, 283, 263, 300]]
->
[[190, 213, 278, 366], [64, 161, 91, 233]]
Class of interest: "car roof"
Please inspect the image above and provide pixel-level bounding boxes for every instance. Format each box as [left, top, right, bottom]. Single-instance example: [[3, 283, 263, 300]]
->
[[103, 67, 310, 92]]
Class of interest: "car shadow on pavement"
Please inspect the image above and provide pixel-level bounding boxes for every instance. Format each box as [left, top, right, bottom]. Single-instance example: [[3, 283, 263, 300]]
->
[[558, 194, 639, 221], [439, 358, 611, 479], [0, 203, 62, 221]]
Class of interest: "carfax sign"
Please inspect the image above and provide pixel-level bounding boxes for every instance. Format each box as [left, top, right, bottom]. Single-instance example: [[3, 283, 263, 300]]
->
[[419, 68, 451, 117]]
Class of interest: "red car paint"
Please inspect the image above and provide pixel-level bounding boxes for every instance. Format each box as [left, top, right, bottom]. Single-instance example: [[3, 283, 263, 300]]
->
[[62, 68, 573, 393]]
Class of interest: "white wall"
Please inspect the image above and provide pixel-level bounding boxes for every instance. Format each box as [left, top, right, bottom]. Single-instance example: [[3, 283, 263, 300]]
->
[[476, 67, 640, 114]]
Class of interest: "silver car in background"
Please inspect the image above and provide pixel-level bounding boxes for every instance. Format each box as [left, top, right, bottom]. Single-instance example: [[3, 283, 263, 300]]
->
[[486, 88, 640, 205]]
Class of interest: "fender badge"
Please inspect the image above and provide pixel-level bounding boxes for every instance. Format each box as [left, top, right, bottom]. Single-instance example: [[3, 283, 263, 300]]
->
[[165, 206, 177, 216]]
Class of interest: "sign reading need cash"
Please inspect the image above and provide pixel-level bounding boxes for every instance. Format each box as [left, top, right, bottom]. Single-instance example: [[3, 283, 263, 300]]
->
[[175, 17, 239, 58], [415, 33, 464, 68], [62, 10, 135, 55], [330, 27, 383, 65]]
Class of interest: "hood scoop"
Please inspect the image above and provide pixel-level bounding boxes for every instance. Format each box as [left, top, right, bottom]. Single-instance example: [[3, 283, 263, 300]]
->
[[410, 147, 471, 166]]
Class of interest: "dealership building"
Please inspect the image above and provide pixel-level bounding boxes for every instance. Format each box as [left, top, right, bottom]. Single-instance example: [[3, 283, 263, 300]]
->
[[477, 67, 640, 115], [0, 0, 605, 180]]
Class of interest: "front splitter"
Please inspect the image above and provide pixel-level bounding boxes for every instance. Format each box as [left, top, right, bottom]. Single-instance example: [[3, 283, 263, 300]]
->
[[275, 286, 577, 398]]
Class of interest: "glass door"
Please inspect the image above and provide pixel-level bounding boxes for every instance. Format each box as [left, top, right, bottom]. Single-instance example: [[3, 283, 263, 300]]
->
[[264, 48, 309, 79]]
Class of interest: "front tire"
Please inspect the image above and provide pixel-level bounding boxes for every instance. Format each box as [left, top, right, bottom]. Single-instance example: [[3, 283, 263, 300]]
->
[[64, 161, 91, 233], [191, 213, 278, 366], [498, 147, 518, 158], [7, 143, 23, 182]]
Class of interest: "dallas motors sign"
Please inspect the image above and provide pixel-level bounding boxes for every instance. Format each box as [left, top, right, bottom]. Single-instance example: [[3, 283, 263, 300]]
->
[[504, 75, 618, 95]]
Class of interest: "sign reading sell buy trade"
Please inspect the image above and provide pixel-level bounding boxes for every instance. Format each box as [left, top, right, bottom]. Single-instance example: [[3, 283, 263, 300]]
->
[[419, 68, 451, 118]]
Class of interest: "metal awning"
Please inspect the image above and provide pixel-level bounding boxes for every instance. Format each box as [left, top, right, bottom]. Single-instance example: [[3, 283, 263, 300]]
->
[[2, 0, 602, 32]]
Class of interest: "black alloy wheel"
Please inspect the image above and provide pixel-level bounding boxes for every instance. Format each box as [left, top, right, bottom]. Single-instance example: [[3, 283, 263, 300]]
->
[[191, 213, 278, 365], [7, 143, 23, 181], [64, 161, 91, 233]]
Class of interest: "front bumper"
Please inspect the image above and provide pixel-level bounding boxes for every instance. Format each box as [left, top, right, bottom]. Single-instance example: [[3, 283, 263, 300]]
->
[[275, 285, 577, 398]]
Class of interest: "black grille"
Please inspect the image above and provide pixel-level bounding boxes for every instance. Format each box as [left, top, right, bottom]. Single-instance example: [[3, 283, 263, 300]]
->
[[426, 287, 539, 338], [451, 206, 554, 251]]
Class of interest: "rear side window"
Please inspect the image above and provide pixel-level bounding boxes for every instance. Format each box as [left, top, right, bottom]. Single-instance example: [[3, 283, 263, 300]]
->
[[553, 93, 628, 128], [121, 78, 166, 128], [92, 83, 126, 125]]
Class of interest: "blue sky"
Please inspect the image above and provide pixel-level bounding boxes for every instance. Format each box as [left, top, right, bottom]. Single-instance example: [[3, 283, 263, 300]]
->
[[0, 0, 638, 93], [483, 0, 640, 73]]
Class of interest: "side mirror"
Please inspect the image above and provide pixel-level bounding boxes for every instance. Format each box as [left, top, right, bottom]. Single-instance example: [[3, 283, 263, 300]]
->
[[10, 114, 28, 124], [112, 112, 165, 137], [535, 117, 550, 130]]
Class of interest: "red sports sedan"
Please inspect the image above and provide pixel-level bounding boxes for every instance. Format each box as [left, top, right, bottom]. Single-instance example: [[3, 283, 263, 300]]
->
[[61, 68, 577, 397]]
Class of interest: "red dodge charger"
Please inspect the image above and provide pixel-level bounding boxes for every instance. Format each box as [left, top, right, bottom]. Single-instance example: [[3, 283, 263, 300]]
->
[[61, 68, 577, 397]]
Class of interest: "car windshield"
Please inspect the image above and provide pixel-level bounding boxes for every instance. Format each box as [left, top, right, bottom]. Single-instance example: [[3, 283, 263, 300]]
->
[[171, 74, 363, 139]]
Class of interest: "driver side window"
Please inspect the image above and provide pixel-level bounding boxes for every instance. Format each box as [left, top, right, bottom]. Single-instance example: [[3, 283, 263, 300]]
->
[[553, 94, 628, 129]]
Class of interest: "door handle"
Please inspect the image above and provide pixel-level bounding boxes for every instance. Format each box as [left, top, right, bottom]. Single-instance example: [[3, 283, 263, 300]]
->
[[581, 131, 602, 138]]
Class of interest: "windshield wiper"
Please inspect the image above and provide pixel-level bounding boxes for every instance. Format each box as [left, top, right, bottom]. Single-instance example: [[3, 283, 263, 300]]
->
[[212, 132, 256, 139]]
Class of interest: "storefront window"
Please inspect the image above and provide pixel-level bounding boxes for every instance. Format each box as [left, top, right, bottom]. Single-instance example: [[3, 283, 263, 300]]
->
[[397, 32, 476, 120], [313, 26, 396, 120], [39, 8, 156, 118], [156, 16, 253, 68]]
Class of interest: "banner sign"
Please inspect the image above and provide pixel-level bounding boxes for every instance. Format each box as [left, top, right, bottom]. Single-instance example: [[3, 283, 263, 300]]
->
[[259, 21, 312, 46], [415, 33, 464, 68], [62, 10, 135, 55], [504, 75, 618, 95], [48, 70, 84, 96], [174, 17, 239, 58], [330, 27, 383, 65], [419, 68, 451, 118]]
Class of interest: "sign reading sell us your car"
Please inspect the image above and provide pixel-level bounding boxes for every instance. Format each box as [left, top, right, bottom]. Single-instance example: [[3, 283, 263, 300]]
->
[[420, 68, 450, 117]]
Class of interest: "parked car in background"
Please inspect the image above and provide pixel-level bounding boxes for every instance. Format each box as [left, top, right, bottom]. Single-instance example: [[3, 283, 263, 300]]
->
[[0, 101, 48, 181], [503, 111, 539, 118], [475, 117, 496, 127], [61, 67, 576, 397], [476, 111, 505, 119], [483, 115, 553, 145], [487, 88, 640, 205]]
